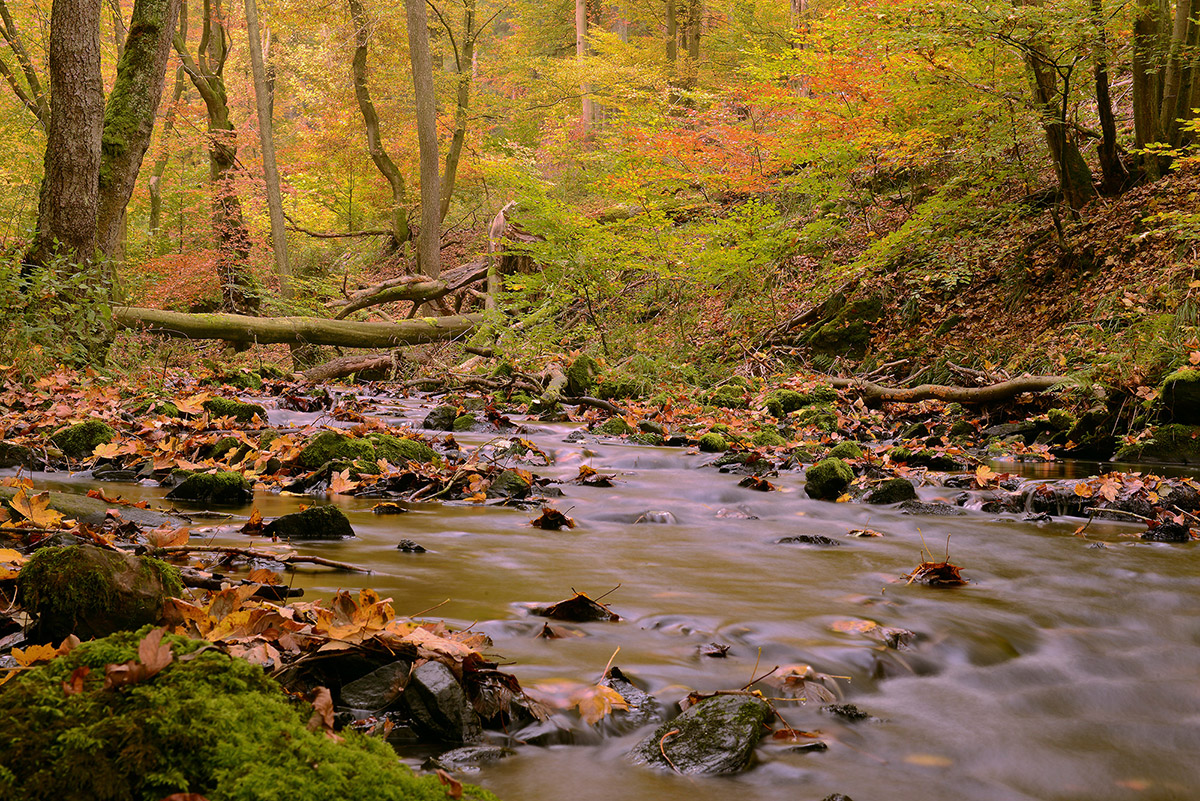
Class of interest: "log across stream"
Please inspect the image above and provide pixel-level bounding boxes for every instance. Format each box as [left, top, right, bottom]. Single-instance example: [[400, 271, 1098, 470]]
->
[[17, 394, 1200, 801]]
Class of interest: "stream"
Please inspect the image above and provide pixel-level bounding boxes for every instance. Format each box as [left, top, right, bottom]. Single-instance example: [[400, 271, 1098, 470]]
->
[[24, 394, 1200, 801]]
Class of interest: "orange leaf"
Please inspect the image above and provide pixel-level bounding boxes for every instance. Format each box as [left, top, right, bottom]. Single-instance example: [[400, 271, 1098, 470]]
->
[[573, 684, 629, 725]]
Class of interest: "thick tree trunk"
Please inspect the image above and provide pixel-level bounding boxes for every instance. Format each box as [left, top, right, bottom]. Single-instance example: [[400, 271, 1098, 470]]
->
[[27, 0, 105, 268], [96, 0, 182, 259], [1090, 0, 1127, 194], [440, 0, 474, 223], [347, 0, 410, 248], [113, 306, 481, 348], [1158, 0, 1195, 146], [244, 0, 291, 298], [1025, 50, 1095, 210], [405, 0, 441, 277], [1132, 0, 1168, 153]]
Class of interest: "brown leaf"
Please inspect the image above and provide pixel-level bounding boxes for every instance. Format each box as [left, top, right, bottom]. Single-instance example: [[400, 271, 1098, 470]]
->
[[306, 687, 335, 733], [532, 592, 620, 622], [240, 507, 264, 536], [146, 525, 190, 548], [247, 567, 281, 585], [435, 769, 463, 800], [62, 665, 91, 695], [530, 507, 576, 530], [138, 628, 174, 676], [10, 489, 65, 529]]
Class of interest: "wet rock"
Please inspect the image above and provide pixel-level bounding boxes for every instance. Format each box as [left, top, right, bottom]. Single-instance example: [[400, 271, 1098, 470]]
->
[[202, 397, 267, 423], [899, 500, 967, 516], [597, 417, 635, 436], [866, 478, 917, 505], [805, 458, 853, 500], [265, 505, 355, 540], [981, 421, 1041, 440], [17, 544, 182, 641], [630, 693, 772, 774], [638, 420, 666, 437], [532, 593, 620, 622], [1161, 367, 1200, 425], [0, 441, 33, 468], [827, 441, 863, 461], [424, 405, 460, 431], [634, 510, 677, 524], [369, 433, 438, 464], [821, 795, 856, 801], [906, 449, 964, 471], [786, 741, 828, 753], [600, 667, 661, 728], [487, 469, 532, 499], [821, 703, 872, 722], [424, 745, 516, 773], [339, 660, 411, 710], [453, 414, 478, 432], [1114, 424, 1200, 465], [165, 470, 253, 505], [511, 717, 575, 746], [700, 642, 731, 657], [396, 539, 427, 552], [298, 431, 375, 471], [564, 429, 588, 443], [778, 535, 841, 546], [1057, 406, 1117, 460], [1141, 521, 1192, 542], [403, 660, 483, 744], [50, 420, 115, 458]]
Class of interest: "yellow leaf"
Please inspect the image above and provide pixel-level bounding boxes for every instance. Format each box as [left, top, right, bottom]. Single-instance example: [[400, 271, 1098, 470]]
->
[[573, 685, 629, 725], [0, 548, 27, 565], [829, 619, 878, 634], [12, 643, 59, 667], [10, 489, 65, 529], [1073, 482, 1094, 498]]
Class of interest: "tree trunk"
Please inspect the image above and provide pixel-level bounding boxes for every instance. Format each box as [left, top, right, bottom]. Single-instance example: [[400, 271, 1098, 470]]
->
[[1090, 0, 1127, 193], [149, 64, 185, 238], [405, 0, 441, 277], [829, 375, 1067, 407], [576, 0, 591, 132], [26, 0, 104, 268], [113, 306, 481, 348], [1132, 0, 1168, 154], [348, 0, 410, 248], [1025, 49, 1095, 210], [173, 0, 258, 313], [440, 0, 474, 224], [680, 0, 700, 89], [96, 0, 182, 259], [244, 0, 291, 298], [0, 0, 49, 126], [1158, 0, 1195, 146]]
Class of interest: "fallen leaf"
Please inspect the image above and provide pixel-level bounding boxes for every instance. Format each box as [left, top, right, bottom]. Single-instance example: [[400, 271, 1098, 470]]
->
[[306, 687, 336, 733], [573, 684, 629, 725], [435, 769, 463, 800]]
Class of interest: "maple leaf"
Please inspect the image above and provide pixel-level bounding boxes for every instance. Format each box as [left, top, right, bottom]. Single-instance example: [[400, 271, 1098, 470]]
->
[[9, 489, 65, 529], [329, 469, 359, 495], [572, 684, 629, 725]]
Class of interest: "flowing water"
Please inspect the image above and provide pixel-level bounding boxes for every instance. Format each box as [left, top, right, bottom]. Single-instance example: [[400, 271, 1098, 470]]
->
[[25, 396, 1200, 801]]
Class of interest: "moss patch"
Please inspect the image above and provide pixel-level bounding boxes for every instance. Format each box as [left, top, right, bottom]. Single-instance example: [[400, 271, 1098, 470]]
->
[[264, 505, 355, 540], [698, 432, 728, 452], [51, 420, 116, 458], [165, 471, 253, 504], [827, 441, 864, 460], [597, 417, 634, 436], [866, 477, 917, 504], [805, 457, 853, 500], [1114, 424, 1200, 465], [368, 434, 438, 465], [0, 628, 499, 801], [203, 398, 267, 424], [565, 355, 598, 396], [1161, 368, 1200, 425], [298, 432, 375, 471]]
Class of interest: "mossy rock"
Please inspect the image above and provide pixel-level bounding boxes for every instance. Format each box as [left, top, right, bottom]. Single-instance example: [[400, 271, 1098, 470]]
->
[[1114, 424, 1200, 465], [487, 469, 531, 499], [698, 433, 728, 453], [597, 417, 634, 436], [803, 297, 883, 360], [934, 314, 964, 336], [203, 398, 267, 424], [17, 545, 182, 642], [202, 436, 245, 462], [596, 376, 649, 400], [423, 405, 460, 431], [565, 355, 598, 397], [909, 449, 963, 471], [949, 419, 976, 438], [887, 446, 913, 462], [752, 429, 786, 447], [0, 628, 499, 801], [1161, 368, 1200, 425], [208, 369, 264, 390], [452, 414, 478, 432], [866, 478, 917, 505], [805, 457, 853, 500], [1046, 408, 1077, 431], [794, 403, 838, 432], [764, 389, 808, 418], [298, 432, 375, 471], [50, 420, 116, 458], [1060, 406, 1117, 460], [827, 442, 863, 461], [630, 693, 772, 774], [368, 434, 438, 465], [165, 471, 253, 505], [704, 386, 748, 410], [0, 441, 33, 468], [629, 432, 664, 446], [133, 399, 183, 419], [264, 505, 355, 540]]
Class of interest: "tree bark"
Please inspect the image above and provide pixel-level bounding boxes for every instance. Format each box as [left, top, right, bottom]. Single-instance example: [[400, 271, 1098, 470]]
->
[[297, 352, 396, 382], [244, 0, 292, 298], [1132, 0, 1168, 154], [576, 0, 591, 132], [439, 0, 474, 223], [405, 0, 441, 277], [0, 0, 49, 125], [1090, 0, 1127, 194], [1157, 0, 1195, 146], [173, 0, 258, 313], [26, 0, 105, 268], [113, 306, 481, 348], [1024, 48, 1095, 209], [96, 0, 182, 259], [829, 375, 1068, 407], [348, 0, 410, 248], [149, 64, 185, 238]]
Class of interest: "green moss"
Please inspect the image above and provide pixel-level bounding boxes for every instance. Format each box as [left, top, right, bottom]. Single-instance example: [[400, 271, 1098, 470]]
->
[[887, 446, 912, 462], [704, 385, 748, 409], [752, 429, 786, 447], [452, 414, 478, 432], [298, 432, 375, 471], [264, 505, 355, 540], [207, 369, 264, 391], [804, 457, 853, 500], [596, 375, 649, 400], [1114, 424, 1200, 464], [827, 441, 863, 460], [597, 417, 634, 436], [367, 434, 438, 465], [1046, 408, 1077, 431], [0, 628, 499, 801], [51, 420, 116, 458], [565, 355, 598, 396], [165, 471, 253, 505], [203, 398, 267, 424], [764, 389, 806, 418], [910, 449, 961, 471], [133, 399, 183, 419], [629, 432, 664, 445], [949, 419, 975, 437], [203, 437, 243, 461], [1161, 367, 1200, 424], [795, 403, 838, 432], [866, 477, 917, 504], [698, 433, 728, 452]]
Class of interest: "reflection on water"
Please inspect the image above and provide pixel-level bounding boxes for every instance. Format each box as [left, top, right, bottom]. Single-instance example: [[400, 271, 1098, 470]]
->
[[16, 397, 1200, 801]]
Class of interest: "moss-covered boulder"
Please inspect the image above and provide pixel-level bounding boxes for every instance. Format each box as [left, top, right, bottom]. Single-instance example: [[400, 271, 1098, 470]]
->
[[133, 398, 183, 419], [629, 693, 772, 774], [597, 417, 634, 436], [264, 505, 355, 540], [1161, 368, 1200, 425], [596, 375, 648, 400], [50, 420, 115, 458], [202, 436, 247, 462], [423, 405, 459, 431], [763, 386, 836, 418], [1046, 408, 1077, 431], [202, 397, 267, 424], [803, 296, 883, 360], [565, 355, 598, 397], [0, 628, 499, 801], [795, 404, 838, 432], [698, 433, 728, 453], [704, 385, 748, 410], [487, 469, 532, 499], [298, 432, 375, 471], [165, 471, 253, 504], [1059, 406, 1117, 460], [210, 368, 264, 390], [752, 428, 786, 447], [866, 478, 918, 505], [827, 441, 863, 461], [17, 545, 182, 641], [0, 441, 33, 468], [1114, 425, 1200, 465], [805, 457, 854, 500], [368, 434, 438, 465], [453, 414, 478, 432]]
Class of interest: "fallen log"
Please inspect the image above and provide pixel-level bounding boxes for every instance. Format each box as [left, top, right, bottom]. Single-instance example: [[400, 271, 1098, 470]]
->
[[830, 374, 1068, 406], [114, 306, 481, 349], [328, 277, 448, 320], [297, 352, 397, 383]]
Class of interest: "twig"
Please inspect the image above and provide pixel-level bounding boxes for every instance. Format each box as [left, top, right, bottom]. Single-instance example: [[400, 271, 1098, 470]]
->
[[659, 729, 682, 774], [407, 597, 451, 619], [154, 545, 370, 573]]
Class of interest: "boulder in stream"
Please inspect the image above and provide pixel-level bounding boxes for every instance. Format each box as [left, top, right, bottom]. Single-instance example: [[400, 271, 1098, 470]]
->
[[805, 457, 853, 500], [423, 405, 460, 431], [0, 441, 33, 468], [165, 470, 253, 505], [1114, 424, 1200, 465], [339, 659, 411, 710], [1161, 367, 1200, 425], [403, 660, 483, 744], [487, 469, 532, 499], [50, 420, 115, 458], [630, 693, 772, 774], [866, 478, 917, 504], [202, 397, 267, 423], [264, 505, 355, 540]]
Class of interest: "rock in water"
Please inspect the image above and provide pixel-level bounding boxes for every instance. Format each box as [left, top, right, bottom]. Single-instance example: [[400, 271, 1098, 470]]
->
[[339, 660, 411, 710], [264, 505, 355, 540], [403, 660, 483, 744], [630, 693, 772, 774]]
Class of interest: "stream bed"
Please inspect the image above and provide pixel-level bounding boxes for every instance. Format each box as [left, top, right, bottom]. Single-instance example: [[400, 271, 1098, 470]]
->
[[24, 395, 1200, 801]]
